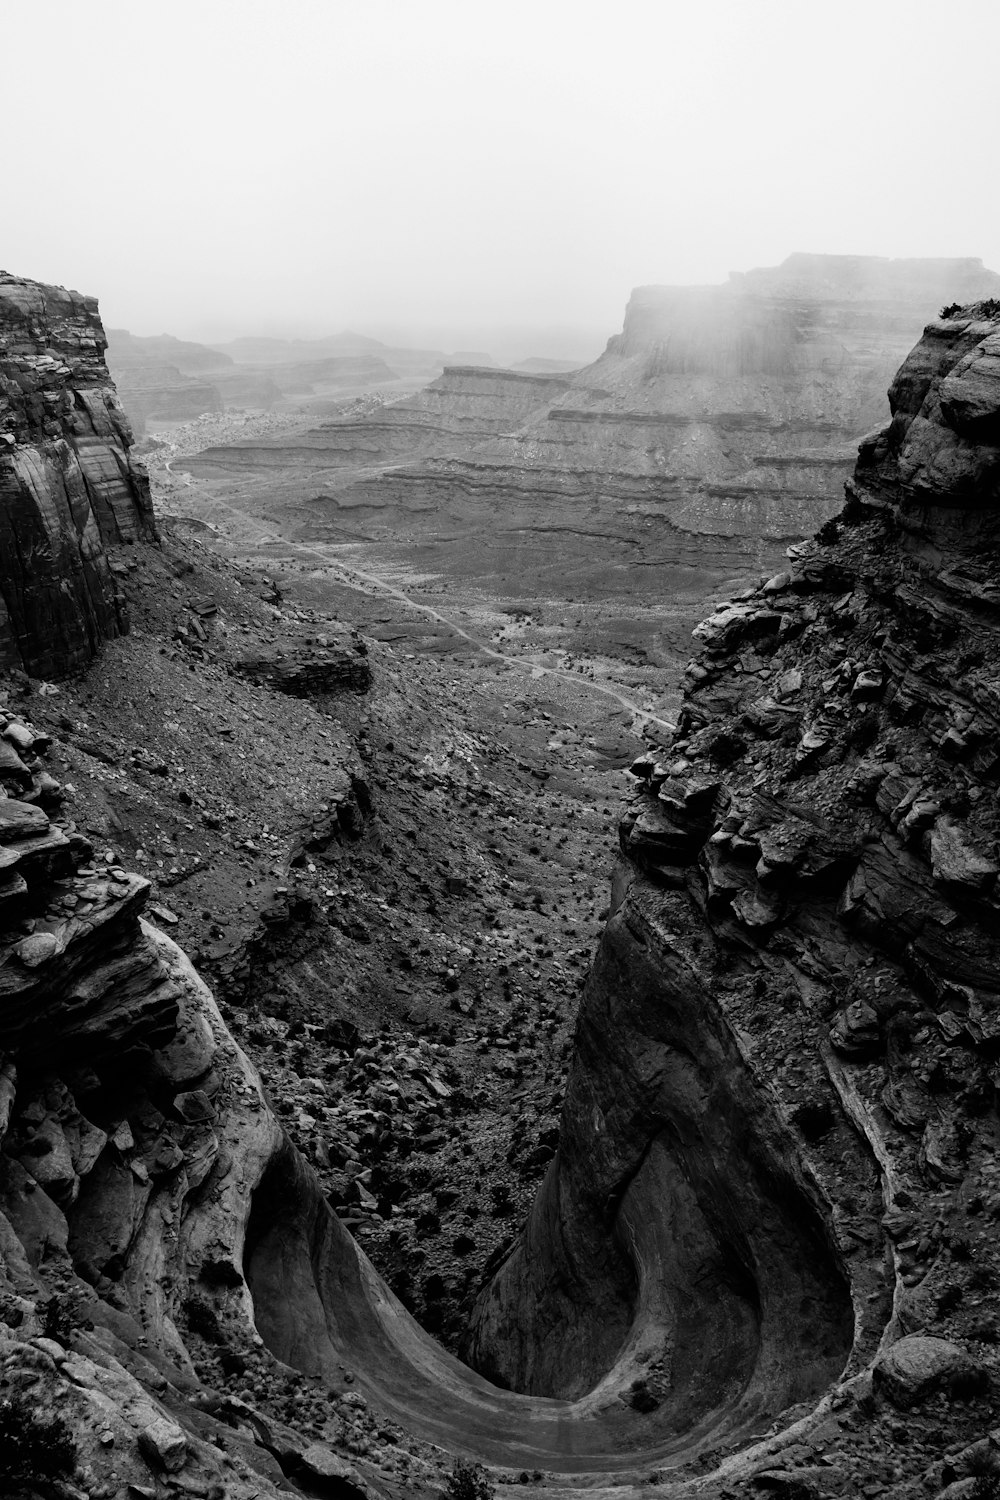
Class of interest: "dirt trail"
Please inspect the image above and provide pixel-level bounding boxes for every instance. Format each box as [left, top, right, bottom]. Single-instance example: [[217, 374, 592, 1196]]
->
[[179, 486, 677, 737]]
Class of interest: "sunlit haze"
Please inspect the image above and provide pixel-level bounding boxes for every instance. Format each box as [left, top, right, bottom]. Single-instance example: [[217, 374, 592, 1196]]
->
[[7, 0, 999, 356]]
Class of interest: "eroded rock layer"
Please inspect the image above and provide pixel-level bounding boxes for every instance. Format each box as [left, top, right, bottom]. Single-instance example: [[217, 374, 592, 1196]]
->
[[0, 273, 156, 678], [180, 257, 1000, 647], [468, 302, 1000, 1480], [5, 283, 1000, 1500], [188, 255, 1000, 538]]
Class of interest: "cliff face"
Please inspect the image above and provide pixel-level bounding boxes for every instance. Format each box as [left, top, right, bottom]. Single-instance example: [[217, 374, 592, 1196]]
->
[[555, 254, 1000, 536], [7, 278, 1000, 1500], [0, 274, 157, 677], [180, 256, 1000, 669], [467, 303, 1000, 1481], [187, 364, 576, 471]]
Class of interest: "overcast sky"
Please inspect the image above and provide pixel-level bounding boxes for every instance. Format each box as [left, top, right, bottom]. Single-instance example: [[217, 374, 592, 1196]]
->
[[6, 0, 999, 354]]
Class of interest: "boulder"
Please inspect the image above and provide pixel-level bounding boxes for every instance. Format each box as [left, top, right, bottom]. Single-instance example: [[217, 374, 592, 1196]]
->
[[137, 1415, 187, 1472], [930, 818, 998, 893], [873, 1336, 976, 1408]]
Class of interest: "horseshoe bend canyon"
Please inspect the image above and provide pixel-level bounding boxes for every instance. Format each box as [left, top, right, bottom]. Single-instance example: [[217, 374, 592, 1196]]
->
[[3, 255, 1000, 1500]]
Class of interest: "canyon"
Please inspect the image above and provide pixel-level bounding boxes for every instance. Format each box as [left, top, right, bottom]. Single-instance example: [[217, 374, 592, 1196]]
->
[[0, 268, 999, 1500], [170, 255, 1000, 721], [105, 328, 513, 436]]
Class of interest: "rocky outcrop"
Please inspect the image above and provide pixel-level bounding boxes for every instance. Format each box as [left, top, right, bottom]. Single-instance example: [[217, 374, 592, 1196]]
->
[[7, 280, 1000, 1500], [0, 690, 401, 1498], [467, 301, 1000, 1483], [233, 630, 372, 696], [0, 275, 157, 678]]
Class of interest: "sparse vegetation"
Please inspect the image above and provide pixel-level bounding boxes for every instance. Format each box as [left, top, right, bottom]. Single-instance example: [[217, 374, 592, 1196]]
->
[[445, 1458, 496, 1500], [940, 298, 1000, 320], [41, 1291, 89, 1345], [0, 1394, 77, 1491]]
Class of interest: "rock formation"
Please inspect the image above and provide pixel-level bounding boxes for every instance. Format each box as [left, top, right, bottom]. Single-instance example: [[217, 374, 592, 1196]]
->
[[4, 274, 1000, 1500], [0, 274, 157, 678], [467, 300, 1000, 1486], [181, 255, 1000, 670], [188, 364, 576, 471]]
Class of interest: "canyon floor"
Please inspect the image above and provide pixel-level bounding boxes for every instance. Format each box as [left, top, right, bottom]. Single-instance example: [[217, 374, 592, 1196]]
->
[[49, 466, 674, 1365], [143, 402, 738, 736]]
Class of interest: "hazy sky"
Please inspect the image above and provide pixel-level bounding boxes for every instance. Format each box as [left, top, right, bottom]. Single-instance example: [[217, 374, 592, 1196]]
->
[[6, 0, 999, 353]]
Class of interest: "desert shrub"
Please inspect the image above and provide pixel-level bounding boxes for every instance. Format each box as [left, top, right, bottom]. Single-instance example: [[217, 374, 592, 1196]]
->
[[942, 298, 1000, 321], [445, 1459, 495, 1500], [0, 1394, 76, 1489], [42, 1291, 89, 1344], [184, 1294, 221, 1342], [706, 728, 747, 769], [968, 1446, 1000, 1479]]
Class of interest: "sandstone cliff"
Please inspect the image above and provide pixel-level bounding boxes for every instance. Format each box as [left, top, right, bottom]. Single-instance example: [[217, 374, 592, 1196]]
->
[[180, 256, 1000, 672], [0, 275, 157, 678], [468, 301, 1000, 1488], [6, 281, 1000, 1500]]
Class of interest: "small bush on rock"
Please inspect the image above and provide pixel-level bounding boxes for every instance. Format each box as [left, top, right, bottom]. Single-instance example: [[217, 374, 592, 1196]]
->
[[445, 1458, 495, 1500], [42, 1291, 90, 1344], [0, 1394, 76, 1489]]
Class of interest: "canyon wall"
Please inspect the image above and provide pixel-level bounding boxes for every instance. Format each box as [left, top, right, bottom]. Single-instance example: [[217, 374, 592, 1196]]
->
[[182, 255, 1000, 634], [4, 278, 1000, 1498], [189, 256, 1000, 539], [0, 274, 157, 677], [468, 299, 1000, 1472]]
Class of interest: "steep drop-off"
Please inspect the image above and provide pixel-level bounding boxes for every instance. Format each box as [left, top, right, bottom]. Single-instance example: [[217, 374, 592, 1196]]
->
[[468, 301, 1000, 1487], [4, 282, 1000, 1500], [0, 274, 157, 677]]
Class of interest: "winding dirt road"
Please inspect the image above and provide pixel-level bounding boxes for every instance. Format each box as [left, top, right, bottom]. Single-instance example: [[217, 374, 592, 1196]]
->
[[171, 482, 677, 737]]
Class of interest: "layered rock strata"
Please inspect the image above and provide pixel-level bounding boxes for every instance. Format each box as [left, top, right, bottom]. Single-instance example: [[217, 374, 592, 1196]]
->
[[5, 286, 1000, 1500], [468, 303, 1000, 1479], [0, 696, 392, 1498], [181, 257, 1000, 641], [233, 630, 372, 696], [0, 274, 157, 677], [187, 255, 1000, 541], [188, 364, 576, 471]]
